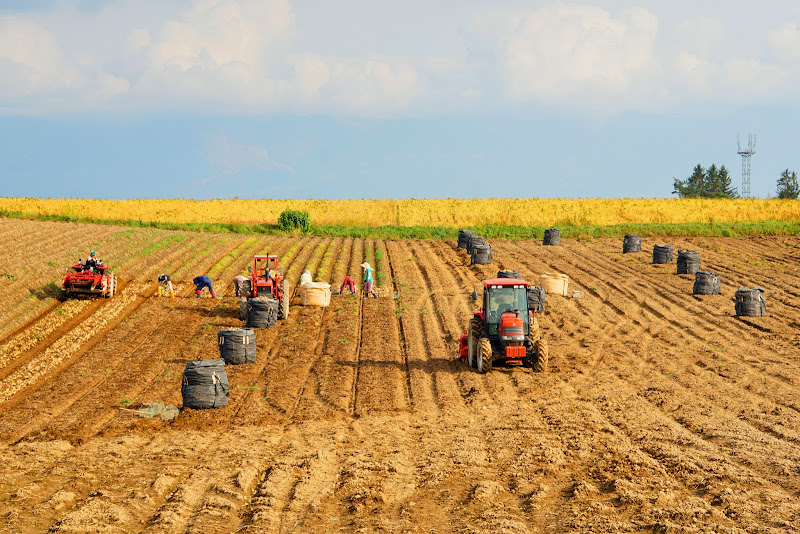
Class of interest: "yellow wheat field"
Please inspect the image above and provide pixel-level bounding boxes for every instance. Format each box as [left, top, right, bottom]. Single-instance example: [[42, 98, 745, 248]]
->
[[1, 197, 799, 227]]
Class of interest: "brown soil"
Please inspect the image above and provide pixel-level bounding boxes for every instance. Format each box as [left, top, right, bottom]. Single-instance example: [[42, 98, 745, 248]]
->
[[0, 220, 799, 533]]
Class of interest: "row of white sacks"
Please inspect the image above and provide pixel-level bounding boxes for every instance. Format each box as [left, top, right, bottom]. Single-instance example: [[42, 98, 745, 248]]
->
[[299, 268, 575, 305], [299, 270, 332, 307]]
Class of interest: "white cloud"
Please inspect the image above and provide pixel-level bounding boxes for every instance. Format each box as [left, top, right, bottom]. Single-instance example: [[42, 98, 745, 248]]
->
[[677, 16, 725, 56], [768, 21, 800, 61], [488, 5, 661, 110], [292, 54, 330, 98], [126, 28, 152, 52], [673, 52, 787, 102], [148, 0, 293, 73], [323, 59, 421, 115], [0, 16, 68, 99], [205, 133, 295, 175], [2, 1, 800, 116]]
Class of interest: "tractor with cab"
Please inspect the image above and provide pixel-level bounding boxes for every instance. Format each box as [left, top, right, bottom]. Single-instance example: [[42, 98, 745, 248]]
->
[[458, 277, 548, 373]]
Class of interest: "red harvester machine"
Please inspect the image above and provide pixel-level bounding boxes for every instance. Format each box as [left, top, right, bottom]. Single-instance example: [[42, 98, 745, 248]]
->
[[458, 277, 548, 373], [245, 254, 289, 319], [62, 258, 116, 298]]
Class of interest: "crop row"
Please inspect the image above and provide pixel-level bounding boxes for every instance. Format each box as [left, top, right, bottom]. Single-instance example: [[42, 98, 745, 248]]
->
[[3, 197, 800, 228]]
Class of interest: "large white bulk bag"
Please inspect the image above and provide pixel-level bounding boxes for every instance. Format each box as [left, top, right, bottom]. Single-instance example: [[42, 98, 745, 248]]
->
[[300, 282, 331, 307], [539, 272, 570, 297]]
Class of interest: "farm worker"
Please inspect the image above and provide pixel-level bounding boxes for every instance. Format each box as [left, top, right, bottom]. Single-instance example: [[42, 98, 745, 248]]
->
[[193, 275, 216, 298], [300, 270, 312, 287], [157, 274, 175, 298], [233, 275, 247, 297], [339, 276, 357, 294], [361, 262, 377, 299], [86, 251, 100, 271]]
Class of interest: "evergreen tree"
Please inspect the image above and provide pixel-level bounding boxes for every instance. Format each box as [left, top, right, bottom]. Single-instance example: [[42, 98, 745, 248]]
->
[[673, 164, 706, 198], [705, 164, 720, 197], [776, 169, 800, 199], [673, 163, 737, 198], [717, 165, 738, 198], [689, 164, 706, 195]]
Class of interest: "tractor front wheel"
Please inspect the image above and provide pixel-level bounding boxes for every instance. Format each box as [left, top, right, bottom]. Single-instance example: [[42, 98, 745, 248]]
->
[[533, 338, 549, 372], [477, 337, 493, 374], [467, 317, 483, 368]]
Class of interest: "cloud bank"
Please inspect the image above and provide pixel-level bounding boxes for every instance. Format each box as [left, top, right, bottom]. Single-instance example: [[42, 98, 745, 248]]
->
[[0, 0, 798, 117]]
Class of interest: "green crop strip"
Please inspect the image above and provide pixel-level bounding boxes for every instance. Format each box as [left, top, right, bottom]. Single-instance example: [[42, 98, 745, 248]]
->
[[136, 233, 188, 258], [2, 210, 800, 240], [206, 236, 258, 280]]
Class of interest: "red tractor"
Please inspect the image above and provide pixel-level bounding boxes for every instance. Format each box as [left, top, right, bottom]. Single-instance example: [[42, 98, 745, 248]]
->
[[62, 258, 116, 298], [458, 277, 548, 373], [245, 254, 289, 319]]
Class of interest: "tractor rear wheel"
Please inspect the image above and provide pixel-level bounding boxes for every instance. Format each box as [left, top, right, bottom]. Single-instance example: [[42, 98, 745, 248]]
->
[[533, 338, 549, 372], [279, 280, 289, 319], [467, 317, 483, 368], [106, 274, 116, 298], [477, 337, 492, 374]]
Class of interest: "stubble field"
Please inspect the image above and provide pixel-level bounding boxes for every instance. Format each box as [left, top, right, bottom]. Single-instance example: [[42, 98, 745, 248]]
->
[[0, 217, 799, 533]]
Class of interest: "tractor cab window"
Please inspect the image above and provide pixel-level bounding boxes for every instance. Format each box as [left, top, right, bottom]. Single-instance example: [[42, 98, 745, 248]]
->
[[485, 287, 529, 331]]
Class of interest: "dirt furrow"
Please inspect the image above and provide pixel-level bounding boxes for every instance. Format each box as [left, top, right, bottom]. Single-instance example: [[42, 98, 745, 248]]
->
[[353, 297, 409, 415], [385, 241, 443, 413]]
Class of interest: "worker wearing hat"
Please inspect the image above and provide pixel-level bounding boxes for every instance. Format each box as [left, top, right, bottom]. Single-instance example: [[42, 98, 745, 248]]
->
[[361, 262, 377, 299], [86, 250, 100, 272]]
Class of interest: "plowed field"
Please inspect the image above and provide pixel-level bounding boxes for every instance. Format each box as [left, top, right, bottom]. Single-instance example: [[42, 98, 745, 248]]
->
[[1, 219, 799, 533]]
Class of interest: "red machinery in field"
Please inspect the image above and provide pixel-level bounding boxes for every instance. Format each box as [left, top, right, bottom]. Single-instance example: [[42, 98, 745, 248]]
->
[[62, 258, 116, 298], [245, 254, 289, 318], [457, 277, 548, 373]]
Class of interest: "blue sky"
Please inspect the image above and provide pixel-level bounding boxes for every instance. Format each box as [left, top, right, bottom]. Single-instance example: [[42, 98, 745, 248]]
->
[[1, 1, 799, 199]]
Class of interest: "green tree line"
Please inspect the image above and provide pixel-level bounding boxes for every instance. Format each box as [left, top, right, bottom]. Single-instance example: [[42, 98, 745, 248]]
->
[[674, 164, 800, 199], [673, 164, 737, 198]]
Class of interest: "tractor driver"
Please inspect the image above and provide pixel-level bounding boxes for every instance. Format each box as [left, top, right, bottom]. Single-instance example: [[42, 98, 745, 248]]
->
[[489, 290, 518, 321], [85, 251, 100, 272]]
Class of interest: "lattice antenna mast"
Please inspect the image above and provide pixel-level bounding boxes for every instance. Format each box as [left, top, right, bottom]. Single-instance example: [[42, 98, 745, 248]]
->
[[737, 133, 756, 198]]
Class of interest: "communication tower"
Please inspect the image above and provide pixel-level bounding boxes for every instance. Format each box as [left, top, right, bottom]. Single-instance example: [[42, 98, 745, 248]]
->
[[737, 134, 756, 198]]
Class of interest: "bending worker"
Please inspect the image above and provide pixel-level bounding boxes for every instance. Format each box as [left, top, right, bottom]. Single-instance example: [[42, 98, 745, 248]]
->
[[361, 262, 377, 299], [157, 274, 175, 298], [193, 275, 216, 298], [339, 275, 357, 295], [233, 274, 247, 297]]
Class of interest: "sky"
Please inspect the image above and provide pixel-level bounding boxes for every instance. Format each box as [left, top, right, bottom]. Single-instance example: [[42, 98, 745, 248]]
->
[[1, 0, 799, 199]]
